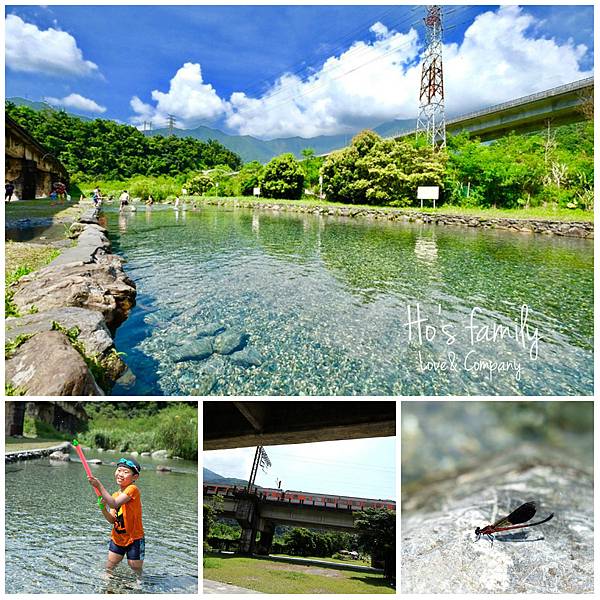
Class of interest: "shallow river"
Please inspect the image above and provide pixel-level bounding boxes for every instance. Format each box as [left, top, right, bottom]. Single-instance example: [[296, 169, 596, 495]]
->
[[105, 206, 592, 395], [5, 451, 198, 593]]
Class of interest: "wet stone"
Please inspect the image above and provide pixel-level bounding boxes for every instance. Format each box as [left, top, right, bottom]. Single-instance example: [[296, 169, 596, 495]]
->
[[172, 337, 213, 362], [230, 347, 264, 368], [195, 322, 226, 337], [213, 329, 248, 355]]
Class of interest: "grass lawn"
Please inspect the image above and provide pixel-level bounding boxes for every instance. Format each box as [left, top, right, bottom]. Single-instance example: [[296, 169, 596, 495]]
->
[[271, 554, 371, 567], [5, 198, 81, 222], [203, 554, 394, 594], [5, 436, 67, 452], [195, 195, 593, 222], [5, 241, 61, 280]]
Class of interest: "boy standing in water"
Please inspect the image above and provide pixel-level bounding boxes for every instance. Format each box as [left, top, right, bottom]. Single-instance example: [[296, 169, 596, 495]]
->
[[87, 458, 145, 575]]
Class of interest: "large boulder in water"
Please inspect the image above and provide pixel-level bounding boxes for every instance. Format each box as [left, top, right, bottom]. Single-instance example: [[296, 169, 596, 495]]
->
[[172, 337, 213, 362], [213, 329, 248, 355], [230, 347, 263, 368]]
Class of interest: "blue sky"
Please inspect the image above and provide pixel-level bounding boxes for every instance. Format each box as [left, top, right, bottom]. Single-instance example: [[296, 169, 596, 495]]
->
[[5, 4, 594, 139], [204, 437, 396, 500]]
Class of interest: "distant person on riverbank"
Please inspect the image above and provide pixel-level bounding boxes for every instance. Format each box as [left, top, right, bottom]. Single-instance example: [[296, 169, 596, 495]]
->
[[174, 196, 180, 209], [119, 190, 130, 211], [146, 194, 154, 206], [5, 182, 15, 202], [87, 457, 145, 576]]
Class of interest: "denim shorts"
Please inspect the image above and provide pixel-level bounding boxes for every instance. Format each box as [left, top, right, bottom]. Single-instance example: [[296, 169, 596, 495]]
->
[[109, 537, 145, 560]]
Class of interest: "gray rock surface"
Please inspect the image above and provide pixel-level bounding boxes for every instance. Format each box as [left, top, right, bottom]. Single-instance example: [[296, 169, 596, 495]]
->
[[5, 307, 114, 357], [5, 331, 104, 396], [401, 446, 593, 593], [196, 322, 226, 337], [12, 260, 136, 331], [173, 337, 214, 362], [49, 451, 70, 461], [213, 329, 248, 355], [230, 346, 263, 367], [152, 449, 170, 459]]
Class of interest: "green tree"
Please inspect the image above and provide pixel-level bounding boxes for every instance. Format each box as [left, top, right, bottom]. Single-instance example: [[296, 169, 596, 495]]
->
[[203, 494, 224, 545], [238, 161, 265, 196], [260, 153, 305, 199], [354, 508, 395, 560], [300, 148, 324, 189]]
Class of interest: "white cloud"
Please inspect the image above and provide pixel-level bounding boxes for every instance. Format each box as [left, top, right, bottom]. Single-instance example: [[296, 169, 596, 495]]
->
[[5, 14, 99, 77], [45, 93, 106, 113], [226, 23, 421, 139], [128, 6, 592, 140], [443, 5, 592, 116], [130, 62, 228, 128]]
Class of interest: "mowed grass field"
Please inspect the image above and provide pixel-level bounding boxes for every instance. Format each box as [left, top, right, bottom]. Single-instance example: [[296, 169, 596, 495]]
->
[[203, 554, 394, 594]]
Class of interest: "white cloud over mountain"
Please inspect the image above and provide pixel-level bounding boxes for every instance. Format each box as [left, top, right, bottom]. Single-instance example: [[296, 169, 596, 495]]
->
[[130, 63, 228, 129], [5, 14, 99, 77], [130, 6, 592, 139], [45, 93, 106, 113]]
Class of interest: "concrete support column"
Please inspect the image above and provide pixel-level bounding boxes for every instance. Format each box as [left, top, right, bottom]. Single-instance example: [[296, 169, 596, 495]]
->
[[256, 520, 275, 556], [235, 496, 258, 554]]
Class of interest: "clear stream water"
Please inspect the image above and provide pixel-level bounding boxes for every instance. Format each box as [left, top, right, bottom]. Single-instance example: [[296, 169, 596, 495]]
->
[[5, 451, 198, 593], [104, 205, 592, 396]]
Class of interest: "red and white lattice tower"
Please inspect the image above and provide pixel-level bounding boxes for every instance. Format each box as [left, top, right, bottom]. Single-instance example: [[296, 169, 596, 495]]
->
[[416, 6, 446, 148]]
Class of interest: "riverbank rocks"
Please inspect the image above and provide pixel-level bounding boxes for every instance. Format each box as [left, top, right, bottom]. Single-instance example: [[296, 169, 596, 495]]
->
[[5, 205, 136, 396], [156, 465, 172, 472], [49, 451, 70, 462], [152, 450, 170, 459], [213, 329, 249, 355], [201, 199, 594, 239], [5, 331, 104, 395], [6, 307, 114, 357], [11, 259, 136, 332]]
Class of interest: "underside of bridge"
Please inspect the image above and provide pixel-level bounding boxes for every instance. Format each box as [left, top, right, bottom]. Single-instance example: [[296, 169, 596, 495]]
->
[[203, 401, 396, 450]]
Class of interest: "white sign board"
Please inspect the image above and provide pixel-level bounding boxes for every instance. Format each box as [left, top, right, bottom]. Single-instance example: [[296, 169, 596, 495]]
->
[[253, 187, 261, 197], [417, 185, 439, 209], [417, 186, 439, 200]]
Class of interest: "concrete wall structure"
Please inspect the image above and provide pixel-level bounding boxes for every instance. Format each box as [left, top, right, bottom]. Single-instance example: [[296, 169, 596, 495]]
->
[[204, 401, 396, 450], [5, 115, 69, 200]]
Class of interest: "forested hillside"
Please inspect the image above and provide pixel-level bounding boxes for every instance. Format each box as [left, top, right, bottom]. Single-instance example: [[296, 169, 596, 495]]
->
[[6, 101, 242, 180]]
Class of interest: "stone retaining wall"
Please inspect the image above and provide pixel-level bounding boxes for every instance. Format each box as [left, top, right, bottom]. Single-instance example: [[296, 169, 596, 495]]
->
[[5, 441, 71, 464], [201, 199, 593, 238], [5, 204, 136, 396]]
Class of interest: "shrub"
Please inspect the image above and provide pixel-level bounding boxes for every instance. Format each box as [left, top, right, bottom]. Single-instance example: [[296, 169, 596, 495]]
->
[[260, 153, 304, 199]]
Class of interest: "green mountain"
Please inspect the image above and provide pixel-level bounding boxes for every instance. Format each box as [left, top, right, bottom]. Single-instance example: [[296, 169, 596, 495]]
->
[[7, 96, 415, 163], [7, 96, 93, 121], [203, 468, 247, 487]]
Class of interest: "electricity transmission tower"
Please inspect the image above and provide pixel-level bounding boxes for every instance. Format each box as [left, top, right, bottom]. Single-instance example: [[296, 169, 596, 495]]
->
[[416, 5, 446, 148], [167, 114, 176, 136]]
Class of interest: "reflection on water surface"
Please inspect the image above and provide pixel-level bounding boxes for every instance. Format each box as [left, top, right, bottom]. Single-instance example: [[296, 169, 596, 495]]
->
[[106, 206, 592, 395]]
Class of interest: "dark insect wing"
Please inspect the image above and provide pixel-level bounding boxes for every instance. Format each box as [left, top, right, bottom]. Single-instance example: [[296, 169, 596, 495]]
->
[[492, 501, 537, 528]]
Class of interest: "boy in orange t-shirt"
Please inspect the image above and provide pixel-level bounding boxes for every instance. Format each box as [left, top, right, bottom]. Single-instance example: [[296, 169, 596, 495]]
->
[[87, 457, 145, 575]]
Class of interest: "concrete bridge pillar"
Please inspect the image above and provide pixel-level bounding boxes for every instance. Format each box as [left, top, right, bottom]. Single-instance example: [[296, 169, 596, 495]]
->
[[256, 520, 275, 556], [235, 496, 258, 554]]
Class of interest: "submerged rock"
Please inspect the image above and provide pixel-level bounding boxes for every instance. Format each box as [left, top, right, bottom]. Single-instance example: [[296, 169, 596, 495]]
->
[[191, 372, 217, 395], [213, 329, 248, 355], [156, 465, 172, 472], [172, 337, 214, 362], [230, 347, 264, 368], [196, 322, 226, 337]]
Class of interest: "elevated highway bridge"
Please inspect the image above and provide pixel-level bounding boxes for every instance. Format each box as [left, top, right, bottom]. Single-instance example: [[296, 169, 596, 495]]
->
[[204, 484, 395, 554]]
